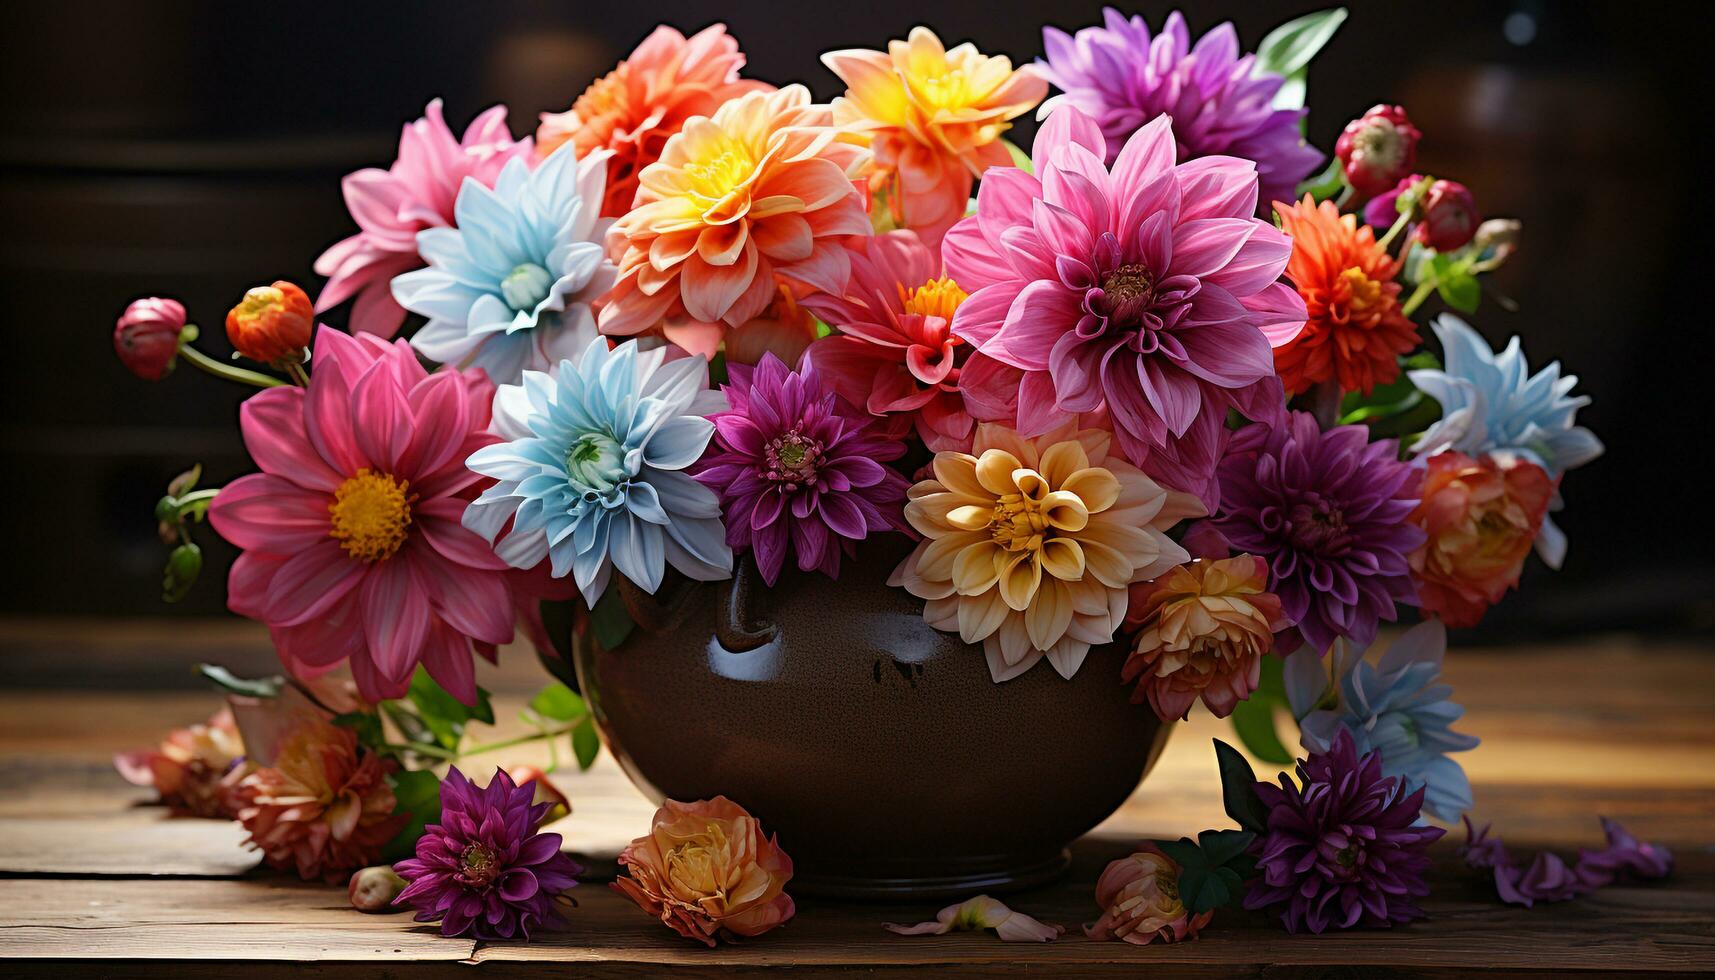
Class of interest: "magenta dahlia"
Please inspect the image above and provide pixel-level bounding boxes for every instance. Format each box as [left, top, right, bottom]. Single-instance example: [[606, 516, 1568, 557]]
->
[[1037, 9, 1323, 209], [393, 767, 582, 940], [1206, 412, 1423, 655], [693, 354, 911, 585], [1245, 730, 1444, 933], [944, 106, 1306, 507]]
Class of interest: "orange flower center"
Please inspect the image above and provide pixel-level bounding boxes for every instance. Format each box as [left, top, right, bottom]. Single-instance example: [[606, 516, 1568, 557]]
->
[[990, 493, 1050, 553], [898, 276, 968, 320], [328, 469, 414, 563], [1335, 266, 1385, 318]]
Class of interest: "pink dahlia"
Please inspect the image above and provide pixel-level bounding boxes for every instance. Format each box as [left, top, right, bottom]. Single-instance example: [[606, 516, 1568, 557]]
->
[[209, 328, 521, 704], [692, 354, 911, 585], [944, 107, 1306, 507], [801, 231, 982, 451], [314, 100, 533, 338]]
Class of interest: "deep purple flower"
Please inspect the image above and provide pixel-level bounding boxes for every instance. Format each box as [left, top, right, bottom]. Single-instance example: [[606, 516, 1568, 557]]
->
[[693, 354, 911, 585], [393, 767, 582, 941], [1245, 730, 1444, 933], [1037, 9, 1324, 209], [1578, 816, 1674, 885], [1207, 412, 1424, 655], [1462, 816, 1673, 907]]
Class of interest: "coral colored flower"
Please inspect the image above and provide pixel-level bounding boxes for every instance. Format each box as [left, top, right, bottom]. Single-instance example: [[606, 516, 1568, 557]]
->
[[1208, 413, 1423, 656], [1335, 105, 1421, 197], [1086, 844, 1212, 944], [892, 421, 1199, 682], [393, 767, 583, 940], [1409, 451, 1555, 627], [537, 24, 771, 218], [1408, 316, 1603, 568], [598, 85, 872, 359], [1120, 554, 1288, 722], [1294, 620, 1480, 822], [114, 297, 185, 381], [237, 714, 404, 883], [392, 142, 617, 384], [693, 354, 911, 585], [886, 895, 1064, 942], [226, 281, 313, 365], [208, 328, 522, 704], [801, 230, 981, 451], [1417, 179, 1478, 252], [1272, 195, 1419, 396], [1244, 731, 1443, 933], [823, 27, 1046, 247], [463, 336, 731, 605], [314, 99, 533, 338], [944, 108, 1306, 507], [612, 796, 795, 947], [1037, 9, 1323, 209], [114, 707, 246, 818]]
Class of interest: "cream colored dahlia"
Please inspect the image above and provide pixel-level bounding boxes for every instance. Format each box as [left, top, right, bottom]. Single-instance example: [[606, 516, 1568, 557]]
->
[[891, 421, 1200, 681]]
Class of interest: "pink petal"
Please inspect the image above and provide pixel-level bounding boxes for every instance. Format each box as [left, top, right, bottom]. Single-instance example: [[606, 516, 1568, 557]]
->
[[361, 560, 429, 686], [238, 387, 343, 492], [264, 540, 367, 627], [206, 473, 331, 552], [351, 361, 416, 473]]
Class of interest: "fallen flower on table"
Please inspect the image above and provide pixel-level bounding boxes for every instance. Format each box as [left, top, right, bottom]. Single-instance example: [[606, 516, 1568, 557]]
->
[[1086, 844, 1211, 945], [1460, 816, 1672, 907], [114, 706, 247, 819], [506, 765, 572, 823], [349, 865, 407, 913], [612, 796, 795, 946], [885, 895, 1064, 942], [393, 767, 583, 940]]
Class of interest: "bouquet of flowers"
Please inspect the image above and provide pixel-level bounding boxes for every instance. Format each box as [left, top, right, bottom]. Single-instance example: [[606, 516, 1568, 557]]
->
[[112, 7, 1658, 946]]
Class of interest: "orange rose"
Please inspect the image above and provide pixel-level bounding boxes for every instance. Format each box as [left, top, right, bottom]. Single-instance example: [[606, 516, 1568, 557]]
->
[[226, 280, 313, 364], [612, 796, 795, 946], [1409, 451, 1555, 627]]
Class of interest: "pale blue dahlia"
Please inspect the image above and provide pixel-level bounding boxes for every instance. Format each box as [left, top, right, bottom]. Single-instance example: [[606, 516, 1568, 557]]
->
[[1289, 619, 1479, 823], [392, 141, 616, 384], [1409, 315, 1603, 568], [462, 337, 732, 604]]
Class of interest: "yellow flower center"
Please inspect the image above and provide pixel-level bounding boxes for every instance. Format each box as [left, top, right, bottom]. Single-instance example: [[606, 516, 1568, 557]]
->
[[1337, 266, 1384, 315], [916, 67, 975, 109], [683, 138, 758, 204], [898, 276, 968, 320], [328, 468, 414, 563], [990, 492, 1050, 553]]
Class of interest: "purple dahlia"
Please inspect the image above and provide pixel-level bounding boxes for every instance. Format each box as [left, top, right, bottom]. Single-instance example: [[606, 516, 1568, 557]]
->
[[1245, 730, 1444, 933], [393, 767, 582, 940], [1038, 9, 1324, 209], [1207, 412, 1423, 655], [693, 353, 911, 585]]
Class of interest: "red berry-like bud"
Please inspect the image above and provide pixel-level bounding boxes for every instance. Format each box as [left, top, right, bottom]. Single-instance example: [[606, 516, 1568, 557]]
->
[[1335, 104, 1422, 197], [1416, 180, 1479, 252], [226, 281, 314, 365], [114, 297, 187, 381]]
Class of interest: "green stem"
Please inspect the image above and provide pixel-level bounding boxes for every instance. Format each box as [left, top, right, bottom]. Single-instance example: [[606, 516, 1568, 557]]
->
[[178, 342, 288, 388], [1401, 278, 1438, 318], [1376, 208, 1413, 253], [456, 722, 583, 759], [172, 489, 220, 523], [1334, 184, 1355, 211]]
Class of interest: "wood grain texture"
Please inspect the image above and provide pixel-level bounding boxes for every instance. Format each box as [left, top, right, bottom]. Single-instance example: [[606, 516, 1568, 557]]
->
[[1, 627, 1713, 976]]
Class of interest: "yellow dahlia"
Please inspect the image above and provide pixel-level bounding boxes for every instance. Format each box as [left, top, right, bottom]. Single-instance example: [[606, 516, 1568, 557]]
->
[[597, 85, 871, 359], [891, 421, 1200, 681], [823, 27, 1045, 246]]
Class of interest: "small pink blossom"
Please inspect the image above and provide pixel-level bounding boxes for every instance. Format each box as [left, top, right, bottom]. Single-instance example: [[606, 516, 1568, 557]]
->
[[1086, 844, 1212, 944], [885, 895, 1063, 942]]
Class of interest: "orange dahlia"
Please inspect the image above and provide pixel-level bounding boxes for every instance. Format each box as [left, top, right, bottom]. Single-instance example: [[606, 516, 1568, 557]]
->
[[1272, 196, 1419, 396], [598, 85, 871, 359], [537, 24, 771, 218]]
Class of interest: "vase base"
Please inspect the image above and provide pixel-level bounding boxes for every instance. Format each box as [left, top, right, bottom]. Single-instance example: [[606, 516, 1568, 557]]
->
[[787, 847, 1072, 901]]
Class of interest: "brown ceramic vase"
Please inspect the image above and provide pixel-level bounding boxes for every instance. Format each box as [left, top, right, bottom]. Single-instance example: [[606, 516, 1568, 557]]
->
[[547, 534, 1173, 900]]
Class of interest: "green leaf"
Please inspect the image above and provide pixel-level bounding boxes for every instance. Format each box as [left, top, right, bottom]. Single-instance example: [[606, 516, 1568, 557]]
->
[[1437, 269, 1482, 313], [572, 718, 601, 770], [405, 669, 493, 751], [1213, 739, 1271, 835], [1155, 837, 1205, 870], [1197, 829, 1256, 867], [1231, 694, 1293, 765], [529, 683, 588, 722], [381, 769, 442, 863], [1180, 864, 1233, 915], [332, 710, 386, 751], [196, 663, 281, 699], [590, 585, 636, 651], [1295, 156, 1344, 202], [1254, 8, 1347, 108], [1002, 138, 1032, 174], [538, 598, 577, 663]]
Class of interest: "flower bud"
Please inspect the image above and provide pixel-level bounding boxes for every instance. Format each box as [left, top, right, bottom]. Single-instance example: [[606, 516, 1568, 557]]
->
[[1335, 104, 1421, 197], [114, 297, 187, 381], [1473, 218, 1522, 264], [348, 865, 407, 912], [1415, 180, 1479, 252], [507, 765, 571, 822], [162, 542, 202, 603], [226, 281, 313, 365]]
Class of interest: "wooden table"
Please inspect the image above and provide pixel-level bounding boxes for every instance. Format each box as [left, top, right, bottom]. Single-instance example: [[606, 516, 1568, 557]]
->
[[2, 618, 1713, 977]]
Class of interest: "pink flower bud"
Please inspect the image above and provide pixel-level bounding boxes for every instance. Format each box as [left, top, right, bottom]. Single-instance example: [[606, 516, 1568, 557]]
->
[[1416, 179, 1479, 252], [348, 865, 407, 912], [114, 297, 187, 381], [1335, 104, 1421, 197]]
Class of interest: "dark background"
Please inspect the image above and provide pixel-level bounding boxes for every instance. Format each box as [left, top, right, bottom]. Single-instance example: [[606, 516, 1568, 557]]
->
[[1, 1, 1707, 641]]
